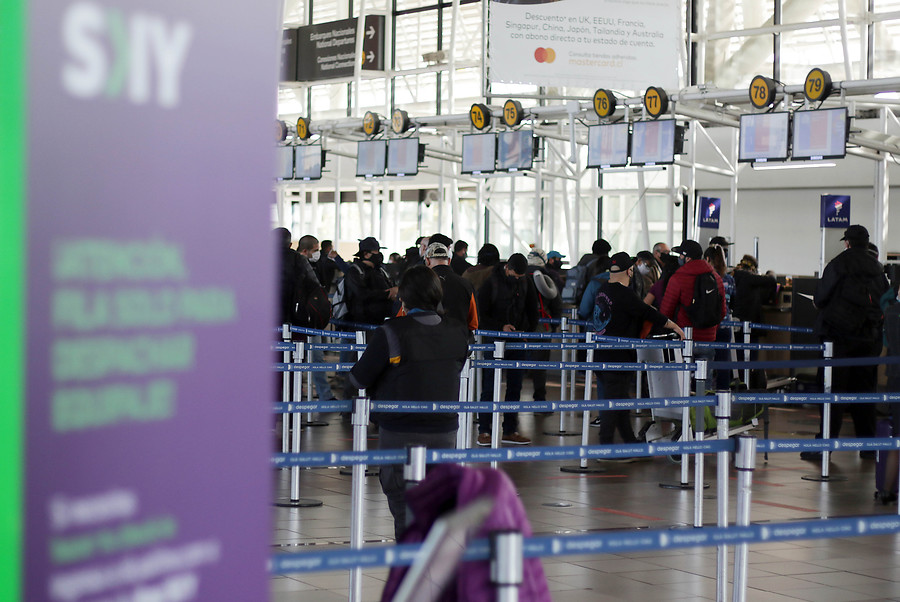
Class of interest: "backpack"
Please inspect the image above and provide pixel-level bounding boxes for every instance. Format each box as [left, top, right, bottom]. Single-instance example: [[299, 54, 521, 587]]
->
[[561, 263, 589, 305], [296, 279, 332, 329], [331, 268, 358, 320], [591, 287, 612, 333], [685, 272, 723, 328]]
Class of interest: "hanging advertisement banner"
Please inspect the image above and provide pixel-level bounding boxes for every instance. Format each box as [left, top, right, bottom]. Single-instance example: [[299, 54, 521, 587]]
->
[[820, 194, 851, 228], [489, 0, 681, 90], [18, 0, 278, 599], [698, 197, 721, 229]]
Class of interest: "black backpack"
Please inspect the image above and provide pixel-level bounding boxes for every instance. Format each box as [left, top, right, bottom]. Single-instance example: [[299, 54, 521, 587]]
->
[[296, 278, 332, 329], [686, 272, 723, 328]]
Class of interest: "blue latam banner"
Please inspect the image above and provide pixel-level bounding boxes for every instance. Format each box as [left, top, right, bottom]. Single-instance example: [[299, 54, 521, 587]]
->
[[820, 194, 851, 228], [698, 197, 721, 229]]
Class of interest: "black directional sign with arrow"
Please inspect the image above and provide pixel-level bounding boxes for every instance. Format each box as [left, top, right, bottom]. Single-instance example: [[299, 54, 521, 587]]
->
[[293, 15, 385, 82]]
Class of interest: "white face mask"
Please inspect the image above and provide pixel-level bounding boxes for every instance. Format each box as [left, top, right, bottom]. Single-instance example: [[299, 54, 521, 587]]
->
[[636, 263, 650, 276], [310, 250, 321, 262]]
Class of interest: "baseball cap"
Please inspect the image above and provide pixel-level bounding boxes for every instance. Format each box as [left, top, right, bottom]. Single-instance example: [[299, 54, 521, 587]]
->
[[709, 236, 734, 247], [608, 251, 635, 272], [547, 250, 566, 260], [672, 239, 703, 260], [356, 236, 385, 255], [841, 224, 870, 243], [527, 247, 548, 266], [424, 242, 450, 259]]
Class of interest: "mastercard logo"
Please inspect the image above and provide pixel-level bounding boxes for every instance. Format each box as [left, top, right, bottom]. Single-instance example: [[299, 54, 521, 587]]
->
[[534, 47, 556, 63]]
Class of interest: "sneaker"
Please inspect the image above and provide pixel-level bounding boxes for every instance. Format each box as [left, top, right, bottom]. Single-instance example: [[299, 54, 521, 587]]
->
[[501, 432, 531, 445], [589, 416, 602, 428], [860, 450, 876, 460], [597, 456, 639, 463], [476, 433, 492, 446], [800, 451, 823, 461]]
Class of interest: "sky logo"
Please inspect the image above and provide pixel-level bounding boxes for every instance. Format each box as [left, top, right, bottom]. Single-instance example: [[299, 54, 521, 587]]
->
[[61, 2, 193, 108]]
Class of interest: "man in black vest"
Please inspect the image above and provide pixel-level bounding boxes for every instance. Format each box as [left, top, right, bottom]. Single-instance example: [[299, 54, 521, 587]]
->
[[476, 253, 537, 446], [350, 266, 469, 539], [802, 225, 890, 461]]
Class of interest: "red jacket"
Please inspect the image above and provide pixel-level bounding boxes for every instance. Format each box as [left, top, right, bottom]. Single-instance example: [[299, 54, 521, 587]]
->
[[660, 259, 726, 342]]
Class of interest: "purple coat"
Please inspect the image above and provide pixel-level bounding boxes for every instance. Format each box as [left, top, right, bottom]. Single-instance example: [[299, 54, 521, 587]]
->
[[381, 464, 551, 602]]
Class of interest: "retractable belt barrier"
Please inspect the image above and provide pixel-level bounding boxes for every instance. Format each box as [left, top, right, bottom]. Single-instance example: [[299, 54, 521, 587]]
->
[[273, 440, 732, 468], [721, 320, 815, 334], [329, 319, 379, 331], [271, 515, 900, 575]]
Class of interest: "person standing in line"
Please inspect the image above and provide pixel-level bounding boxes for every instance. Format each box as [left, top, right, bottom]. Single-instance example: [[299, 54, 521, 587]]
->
[[421, 242, 478, 336], [545, 250, 567, 290], [463, 243, 501, 291], [349, 266, 469, 539], [590, 252, 684, 458], [296, 234, 338, 402], [526, 247, 562, 403], [801, 225, 890, 461], [451, 240, 473, 276], [475, 253, 537, 446]]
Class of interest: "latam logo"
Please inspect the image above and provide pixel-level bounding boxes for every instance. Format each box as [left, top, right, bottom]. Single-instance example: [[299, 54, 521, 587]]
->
[[61, 2, 193, 108], [707, 201, 717, 218], [698, 197, 720, 228], [821, 195, 850, 228], [833, 200, 844, 215]]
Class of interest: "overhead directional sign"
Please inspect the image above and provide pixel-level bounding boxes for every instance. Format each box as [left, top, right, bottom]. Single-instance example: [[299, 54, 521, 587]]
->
[[294, 15, 385, 82]]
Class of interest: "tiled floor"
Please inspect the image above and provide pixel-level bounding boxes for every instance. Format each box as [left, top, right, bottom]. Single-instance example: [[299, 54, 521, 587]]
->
[[271, 379, 900, 601]]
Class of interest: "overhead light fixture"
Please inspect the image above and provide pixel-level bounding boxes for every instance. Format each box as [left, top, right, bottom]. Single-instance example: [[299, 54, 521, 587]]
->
[[874, 91, 900, 100], [750, 161, 836, 171]]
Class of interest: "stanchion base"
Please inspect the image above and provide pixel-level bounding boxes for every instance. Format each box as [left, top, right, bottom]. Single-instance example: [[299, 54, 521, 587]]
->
[[274, 497, 323, 508], [542, 430, 583, 437], [339, 467, 379, 477], [659, 481, 710, 490], [560, 465, 606, 474], [302, 420, 329, 427], [801, 474, 848, 482]]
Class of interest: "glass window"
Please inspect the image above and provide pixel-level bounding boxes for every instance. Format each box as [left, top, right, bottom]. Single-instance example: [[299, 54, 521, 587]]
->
[[781, 26, 863, 84], [395, 11, 440, 71], [705, 35, 774, 91], [872, 19, 900, 79], [393, 73, 439, 115], [442, 3, 484, 63], [310, 83, 349, 120]]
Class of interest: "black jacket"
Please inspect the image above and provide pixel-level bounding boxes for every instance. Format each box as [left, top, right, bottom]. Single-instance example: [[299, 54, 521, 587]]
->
[[278, 247, 319, 324], [349, 312, 468, 432], [450, 253, 473, 276], [732, 269, 777, 323], [477, 263, 539, 333], [814, 247, 889, 341], [345, 258, 395, 325]]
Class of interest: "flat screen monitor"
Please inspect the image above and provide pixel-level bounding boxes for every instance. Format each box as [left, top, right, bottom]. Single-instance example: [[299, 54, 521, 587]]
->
[[791, 108, 848, 161], [275, 146, 293, 180], [630, 119, 678, 166], [386, 138, 421, 176], [587, 123, 630, 168], [294, 145, 323, 180], [356, 140, 386, 177], [738, 112, 790, 163], [461, 133, 496, 175], [496, 130, 534, 172]]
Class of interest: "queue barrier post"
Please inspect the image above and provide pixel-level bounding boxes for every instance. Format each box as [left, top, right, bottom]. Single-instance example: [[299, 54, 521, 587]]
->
[[732, 436, 757, 602], [476, 333, 484, 408], [404, 445, 427, 532], [349, 396, 370, 602], [568, 309, 578, 406], [457, 357, 473, 451], [693, 359, 709, 528], [281, 324, 291, 454], [661, 328, 696, 490], [803, 341, 845, 482], [490, 530, 523, 602], [559, 316, 569, 434], [340, 330, 377, 478], [561, 332, 604, 474], [742, 321, 751, 389], [304, 335, 328, 427], [274, 342, 323, 508], [491, 341, 505, 469], [715, 390, 732, 602]]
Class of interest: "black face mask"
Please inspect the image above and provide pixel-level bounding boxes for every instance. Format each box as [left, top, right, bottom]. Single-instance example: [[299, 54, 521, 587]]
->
[[370, 252, 384, 266], [506, 275, 521, 287]]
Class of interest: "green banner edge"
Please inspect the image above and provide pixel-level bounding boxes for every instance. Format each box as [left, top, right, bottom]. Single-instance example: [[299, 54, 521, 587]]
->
[[0, 0, 25, 598]]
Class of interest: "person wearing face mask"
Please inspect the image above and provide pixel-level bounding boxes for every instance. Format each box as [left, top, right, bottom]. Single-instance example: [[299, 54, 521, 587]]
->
[[295, 234, 338, 402], [590, 252, 684, 457], [475, 253, 538, 446], [344, 236, 398, 327]]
